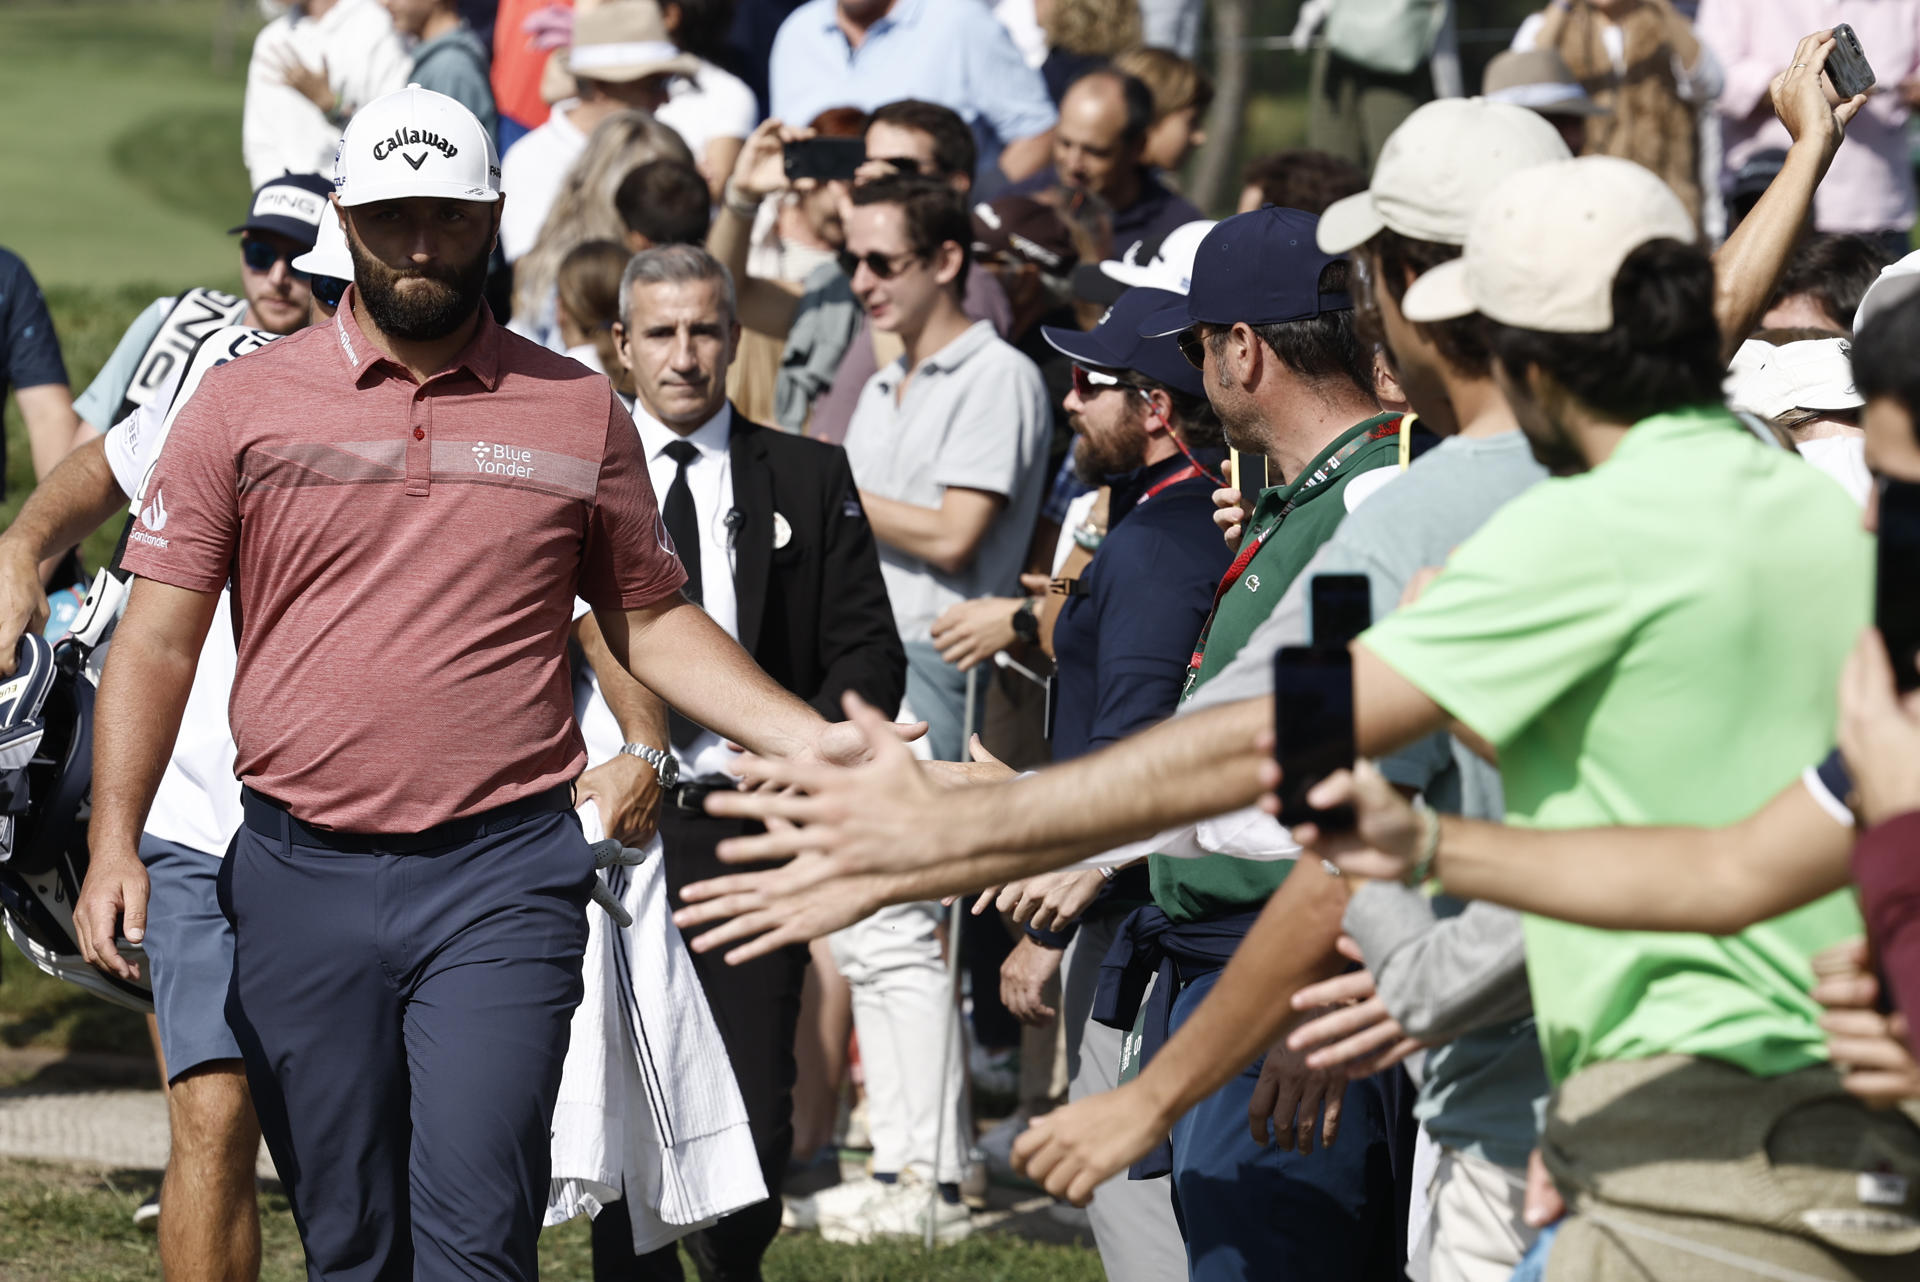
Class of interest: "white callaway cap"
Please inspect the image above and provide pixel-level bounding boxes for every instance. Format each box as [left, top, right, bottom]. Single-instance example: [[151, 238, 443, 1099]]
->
[[334, 84, 501, 207], [1401, 155, 1696, 333], [292, 206, 353, 280], [1316, 98, 1570, 255]]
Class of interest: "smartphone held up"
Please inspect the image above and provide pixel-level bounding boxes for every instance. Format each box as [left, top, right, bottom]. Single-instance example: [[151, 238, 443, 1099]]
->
[[1273, 575, 1371, 833]]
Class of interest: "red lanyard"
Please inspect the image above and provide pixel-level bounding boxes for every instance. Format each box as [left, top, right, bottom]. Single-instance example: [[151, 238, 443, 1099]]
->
[[1139, 463, 1204, 505]]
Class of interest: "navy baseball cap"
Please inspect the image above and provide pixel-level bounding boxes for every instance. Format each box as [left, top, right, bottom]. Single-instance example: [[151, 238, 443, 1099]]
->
[[229, 173, 333, 247], [1138, 207, 1349, 338], [1041, 287, 1206, 398]]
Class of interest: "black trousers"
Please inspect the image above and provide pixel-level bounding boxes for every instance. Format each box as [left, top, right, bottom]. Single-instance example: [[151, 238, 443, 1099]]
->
[[591, 806, 810, 1282]]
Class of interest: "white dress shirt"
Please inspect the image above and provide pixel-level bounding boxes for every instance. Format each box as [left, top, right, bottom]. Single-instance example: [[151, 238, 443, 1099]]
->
[[242, 0, 410, 189], [632, 402, 741, 780]]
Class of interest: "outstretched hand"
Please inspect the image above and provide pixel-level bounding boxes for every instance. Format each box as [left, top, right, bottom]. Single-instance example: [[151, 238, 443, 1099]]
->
[[1286, 936, 1426, 1074], [703, 692, 960, 875], [1013, 1084, 1171, 1206]]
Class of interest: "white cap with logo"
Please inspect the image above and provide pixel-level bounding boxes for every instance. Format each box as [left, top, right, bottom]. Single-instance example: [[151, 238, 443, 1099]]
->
[[1316, 98, 1571, 255], [1400, 155, 1697, 334], [334, 84, 501, 208]]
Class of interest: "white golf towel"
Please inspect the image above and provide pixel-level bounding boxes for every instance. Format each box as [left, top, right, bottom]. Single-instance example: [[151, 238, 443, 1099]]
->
[[545, 803, 768, 1252]]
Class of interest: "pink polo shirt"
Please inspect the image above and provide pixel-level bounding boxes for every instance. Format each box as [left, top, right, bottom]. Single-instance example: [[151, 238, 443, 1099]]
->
[[120, 293, 687, 832]]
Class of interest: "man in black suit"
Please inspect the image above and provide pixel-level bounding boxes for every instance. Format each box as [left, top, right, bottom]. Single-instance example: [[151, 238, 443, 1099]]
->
[[573, 243, 905, 1282]]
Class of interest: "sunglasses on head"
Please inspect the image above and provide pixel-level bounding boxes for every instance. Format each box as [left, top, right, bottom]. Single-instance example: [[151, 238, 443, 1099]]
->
[[310, 275, 349, 309], [241, 238, 310, 278], [836, 248, 926, 281], [1072, 365, 1132, 400]]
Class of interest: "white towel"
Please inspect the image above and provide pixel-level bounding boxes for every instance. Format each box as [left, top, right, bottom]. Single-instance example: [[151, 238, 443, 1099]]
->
[[544, 800, 768, 1252]]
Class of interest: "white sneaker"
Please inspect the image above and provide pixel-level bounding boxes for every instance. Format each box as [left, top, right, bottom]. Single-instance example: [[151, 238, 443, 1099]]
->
[[785, 1174, 887, 1232], [820, 1173, 973, 1245], [133, 1190, 160, 1228]]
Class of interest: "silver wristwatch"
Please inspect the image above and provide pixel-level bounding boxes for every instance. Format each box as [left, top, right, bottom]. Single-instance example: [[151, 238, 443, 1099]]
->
[[620, 742, 680, 787]]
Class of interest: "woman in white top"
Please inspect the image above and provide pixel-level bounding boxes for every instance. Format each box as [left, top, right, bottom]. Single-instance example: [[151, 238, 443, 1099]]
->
[[655, 0, 762, 201]]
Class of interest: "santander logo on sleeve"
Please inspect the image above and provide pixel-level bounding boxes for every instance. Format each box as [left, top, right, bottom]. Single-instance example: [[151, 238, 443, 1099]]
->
[[128, 488, 171, 550]]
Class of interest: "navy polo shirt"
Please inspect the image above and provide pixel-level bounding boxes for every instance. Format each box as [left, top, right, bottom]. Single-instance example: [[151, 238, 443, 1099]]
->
[[0, 247, 69, 495], [1050, 454, 1231, 762]]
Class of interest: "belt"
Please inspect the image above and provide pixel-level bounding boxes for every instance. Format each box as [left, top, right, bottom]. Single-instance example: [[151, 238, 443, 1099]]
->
[[240, 784, 572, 854], [668, 774, 739, 816]]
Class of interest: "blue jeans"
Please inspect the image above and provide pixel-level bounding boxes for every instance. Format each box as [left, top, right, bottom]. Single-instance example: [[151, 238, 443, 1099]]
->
[[1166, 965, 1407, 1281], [1508, 1220, 1560, 1282]]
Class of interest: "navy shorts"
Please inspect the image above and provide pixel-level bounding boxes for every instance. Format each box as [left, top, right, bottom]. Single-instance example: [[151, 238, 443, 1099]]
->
[[138, 834, 242, 1081]]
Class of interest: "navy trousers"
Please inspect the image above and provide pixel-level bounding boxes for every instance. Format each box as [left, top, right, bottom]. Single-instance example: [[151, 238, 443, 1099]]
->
[[220, 792, 596, 1282], [1166, 965, 1410, 1282]]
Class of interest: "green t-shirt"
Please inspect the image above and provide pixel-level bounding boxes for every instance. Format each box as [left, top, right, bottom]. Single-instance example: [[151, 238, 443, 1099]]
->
[[1152, 412, 1404, 923], [1363, 406, 1870, 1084]]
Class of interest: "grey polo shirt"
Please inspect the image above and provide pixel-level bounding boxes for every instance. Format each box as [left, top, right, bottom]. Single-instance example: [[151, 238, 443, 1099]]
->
[[841, 319, 1051, 643]]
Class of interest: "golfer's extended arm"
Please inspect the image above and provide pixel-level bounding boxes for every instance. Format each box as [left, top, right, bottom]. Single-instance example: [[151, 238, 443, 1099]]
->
[[1132, 861, 1352, 1127], [600, 597, 824, 760], [91, 580, 219, 858], [1429, 777, 1852, 933], [575, 611, 671, 746], [0, 435, 126, 565]]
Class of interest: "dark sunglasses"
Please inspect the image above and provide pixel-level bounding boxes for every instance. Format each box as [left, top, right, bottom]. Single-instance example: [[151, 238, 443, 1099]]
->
[[1177, 326, 1211, 370], [241, 238, 309, 278], [836, 248, 926, 281], [871, 155, 924, 176], [311, 275, 349, 309]]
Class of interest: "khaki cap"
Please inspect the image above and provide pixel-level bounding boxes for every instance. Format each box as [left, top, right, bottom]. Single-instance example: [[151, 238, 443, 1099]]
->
[[1401, 155, 1696, 333], [1316, 98, 1570, 255], [567, 0, 699, 83], [1483, 48, 1608, 116]]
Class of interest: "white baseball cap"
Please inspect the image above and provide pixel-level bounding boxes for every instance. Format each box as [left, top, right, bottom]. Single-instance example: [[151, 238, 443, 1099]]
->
[[291, 204, 353, 279], [1316, 98, 1570, 255], [1103, 220, 1216, 292], [1724, 337, 1862, 421], [334, 84, 501, 207], [1401, 155, 1696, 333], [1853, 249, 1920, 334]]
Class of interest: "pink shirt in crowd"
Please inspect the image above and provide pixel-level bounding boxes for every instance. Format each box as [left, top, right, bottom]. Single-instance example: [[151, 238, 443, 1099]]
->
[[1697, 0, 1920, 235], [120, 292, 687, 833]]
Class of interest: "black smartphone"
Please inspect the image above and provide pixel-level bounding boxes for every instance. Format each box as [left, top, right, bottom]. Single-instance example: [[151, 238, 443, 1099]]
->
[[784, 137, 865, 183], [1230, 448, 1269, 496], [1827, 24, 1877, 100], [1274, 646, 1357, 832], [1878, 479, 1920, 692], [1311, 574, 1373, 649]]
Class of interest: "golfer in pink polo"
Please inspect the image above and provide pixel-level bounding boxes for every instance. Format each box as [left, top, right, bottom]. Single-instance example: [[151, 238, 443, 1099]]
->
[[74, 86, 878, 1281]]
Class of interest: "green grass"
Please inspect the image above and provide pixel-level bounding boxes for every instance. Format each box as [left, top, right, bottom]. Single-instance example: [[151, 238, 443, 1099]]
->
[[0, 0, 258, 291], [0, 1158, 1105, 1282]]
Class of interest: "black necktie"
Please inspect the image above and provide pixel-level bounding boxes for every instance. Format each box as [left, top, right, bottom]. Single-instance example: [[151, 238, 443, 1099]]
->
[[663, 439, 703, 606], [662, 439, 705, 752]]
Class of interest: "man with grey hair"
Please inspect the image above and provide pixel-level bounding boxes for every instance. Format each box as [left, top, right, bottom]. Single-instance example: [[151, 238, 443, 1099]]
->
[[581, 243, 905, 1276]]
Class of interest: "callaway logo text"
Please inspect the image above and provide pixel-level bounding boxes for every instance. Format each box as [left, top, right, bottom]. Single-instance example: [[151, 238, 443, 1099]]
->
[[372, 128, 459, 168]]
